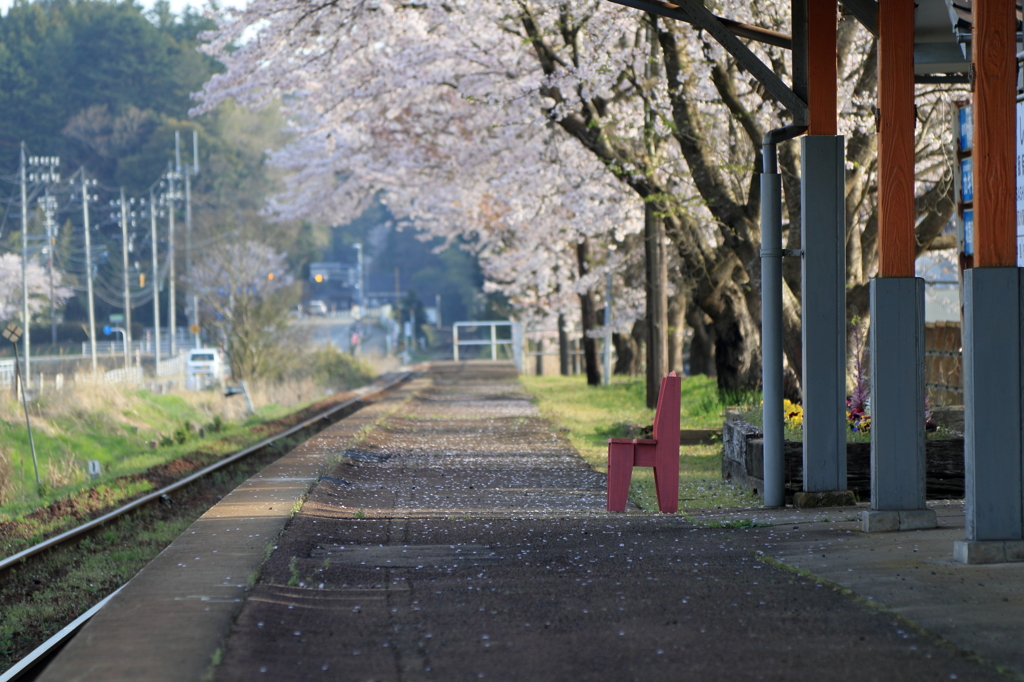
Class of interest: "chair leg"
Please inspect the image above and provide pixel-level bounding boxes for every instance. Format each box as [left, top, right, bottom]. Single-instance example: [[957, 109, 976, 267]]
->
[[607, 443, 634, 512], [652, 459, 679, 514]]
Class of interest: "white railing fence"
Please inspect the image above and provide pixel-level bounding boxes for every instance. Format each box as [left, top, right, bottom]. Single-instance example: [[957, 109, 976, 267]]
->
[[104, 367, 143, 384], [452, 321, 523, 371], [157, 354, 186, 377], [0, 359, 13, 388]]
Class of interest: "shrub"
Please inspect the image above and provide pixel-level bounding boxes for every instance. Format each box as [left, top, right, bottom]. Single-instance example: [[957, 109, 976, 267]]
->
[[309, 343, 374, 390], [47, 447, 83, 488]]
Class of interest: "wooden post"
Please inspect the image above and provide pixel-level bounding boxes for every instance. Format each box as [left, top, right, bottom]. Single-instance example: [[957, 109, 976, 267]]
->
[[973, 0, 1017, 266], [877, 0, 916, 278], [806, 1, 837, 136], [644, 203, 668, 407]]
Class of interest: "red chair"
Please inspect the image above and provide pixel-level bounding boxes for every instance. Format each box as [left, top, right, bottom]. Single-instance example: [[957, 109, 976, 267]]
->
[[607, 372, 681, 513]]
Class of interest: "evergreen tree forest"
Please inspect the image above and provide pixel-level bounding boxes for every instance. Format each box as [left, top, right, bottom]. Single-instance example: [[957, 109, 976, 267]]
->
[[0, 0, 483, 346], [0, 0, 316, 343]]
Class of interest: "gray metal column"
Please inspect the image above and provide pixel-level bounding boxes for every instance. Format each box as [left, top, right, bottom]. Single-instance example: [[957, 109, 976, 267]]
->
[[862, 277, 935, 532], [954, 267, 1024, 563], [798, 135, 850, 503], [760, 139, 784, 507]]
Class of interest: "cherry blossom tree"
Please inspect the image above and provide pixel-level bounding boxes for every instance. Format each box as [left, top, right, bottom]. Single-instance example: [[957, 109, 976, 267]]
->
[[194, 0, 959, 392], [0, 253, 72, 325]]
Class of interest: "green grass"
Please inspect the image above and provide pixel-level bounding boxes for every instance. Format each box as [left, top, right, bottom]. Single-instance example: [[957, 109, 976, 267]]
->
[[0, 442, 291, 675], [0, 387, 319, 520], [0, 512, 197, 668], [520, 374, 758, 512]]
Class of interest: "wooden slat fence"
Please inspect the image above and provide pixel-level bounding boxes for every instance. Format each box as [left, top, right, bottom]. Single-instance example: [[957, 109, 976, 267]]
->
[[924, 321, 962, 406]]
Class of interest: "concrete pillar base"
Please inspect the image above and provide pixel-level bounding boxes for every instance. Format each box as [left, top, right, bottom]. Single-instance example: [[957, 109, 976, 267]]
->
[[960, 268, 1023, 551], [869, 278, 926, 511], [953, 540, 1024, 565], [793, 490, 856, 508], [861, 509, 936, 533], [800, 135, 847, 494]]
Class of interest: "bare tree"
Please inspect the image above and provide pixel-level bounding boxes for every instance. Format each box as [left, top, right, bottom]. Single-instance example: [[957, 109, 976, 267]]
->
[[187, 241, 298, 380]]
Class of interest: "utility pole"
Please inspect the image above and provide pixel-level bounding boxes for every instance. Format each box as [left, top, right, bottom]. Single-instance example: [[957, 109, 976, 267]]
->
[[120, 188, 132, 372], [27, 156, 61, 347], [352, 243, 364, 315], [19, 143, 30, 378], [184, 131, 200, 349], [40, 188, 58, 344], [394, 267, 401, 355], [166, 162, 178, 357], [80, 171, 98, 376], [150, 188, 161, 377]]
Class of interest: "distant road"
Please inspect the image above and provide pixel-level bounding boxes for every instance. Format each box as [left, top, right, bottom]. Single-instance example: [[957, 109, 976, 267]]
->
[[292, 315, 387, 357], [5, 316, 385, 368]]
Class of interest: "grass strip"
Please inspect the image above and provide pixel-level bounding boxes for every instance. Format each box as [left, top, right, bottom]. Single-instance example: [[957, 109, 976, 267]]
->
[[0, 442, 300, 675], [519, 374, 759, 512]]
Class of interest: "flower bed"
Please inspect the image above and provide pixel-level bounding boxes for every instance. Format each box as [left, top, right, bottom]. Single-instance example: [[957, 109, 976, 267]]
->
[[721, 416, 965, 503]]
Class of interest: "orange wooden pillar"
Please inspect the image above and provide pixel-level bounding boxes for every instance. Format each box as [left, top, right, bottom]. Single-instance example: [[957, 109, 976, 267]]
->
[[956, 0, 1024, 562], [806, 1, 837, 137], [798, 1, 852, 504], [863, 0, 935, 532], [973, 0, 1017, 268], [876, 0, 916, 279]]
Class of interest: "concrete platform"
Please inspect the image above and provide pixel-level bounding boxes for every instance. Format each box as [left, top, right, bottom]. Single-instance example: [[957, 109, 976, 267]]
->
[[35, 362, 1019, 681], [688, 500, 1024, 676], [35, 377, 423, 682]]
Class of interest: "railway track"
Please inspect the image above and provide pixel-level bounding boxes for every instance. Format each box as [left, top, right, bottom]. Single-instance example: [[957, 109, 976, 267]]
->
[[0, 371, 412, 682]]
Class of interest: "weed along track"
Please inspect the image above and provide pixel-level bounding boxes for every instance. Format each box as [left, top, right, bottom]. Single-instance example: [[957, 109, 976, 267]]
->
[[0, 372, 411, 677]]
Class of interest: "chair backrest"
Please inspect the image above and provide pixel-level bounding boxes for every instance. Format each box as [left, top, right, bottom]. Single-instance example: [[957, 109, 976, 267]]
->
[[651, 372, 681, 442]]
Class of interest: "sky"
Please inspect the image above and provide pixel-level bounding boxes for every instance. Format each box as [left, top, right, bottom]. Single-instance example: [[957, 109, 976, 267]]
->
[[0, 0, 245, 17]]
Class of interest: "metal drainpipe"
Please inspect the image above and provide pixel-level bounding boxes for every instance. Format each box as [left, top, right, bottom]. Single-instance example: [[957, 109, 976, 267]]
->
[[760, 124, 806, 507]]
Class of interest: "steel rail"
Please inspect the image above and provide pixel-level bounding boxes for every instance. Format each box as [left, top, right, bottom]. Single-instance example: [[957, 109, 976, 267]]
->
[[0, 371, 412, 575], [0, 371, 412, 682], [0, 587, 124, 682]]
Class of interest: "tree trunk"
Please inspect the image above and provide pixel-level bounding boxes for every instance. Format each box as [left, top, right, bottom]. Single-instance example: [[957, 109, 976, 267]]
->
[[686, 306, 716, 377], [535, 338, 544, 376], [558, 313, 570, 376], [667, 290, 688, 375], [710, 279, 762, 394], [645, 204, 669, 406], [613, 331, 639, 375], [577, 239, 602, 386]]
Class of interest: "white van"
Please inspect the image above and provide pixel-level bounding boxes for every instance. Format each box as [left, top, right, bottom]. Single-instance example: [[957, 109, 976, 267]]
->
[[186, 348, 226, 390]]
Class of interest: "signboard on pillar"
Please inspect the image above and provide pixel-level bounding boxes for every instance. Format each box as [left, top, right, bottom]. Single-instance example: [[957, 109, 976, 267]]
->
[[963, 99, 1024, 264], [1017, 100, 1024, 265], [953, 102, 974, 260]]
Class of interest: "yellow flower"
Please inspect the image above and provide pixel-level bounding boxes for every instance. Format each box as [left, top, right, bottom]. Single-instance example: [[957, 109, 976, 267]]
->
[[782, 399, 803, 429]]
